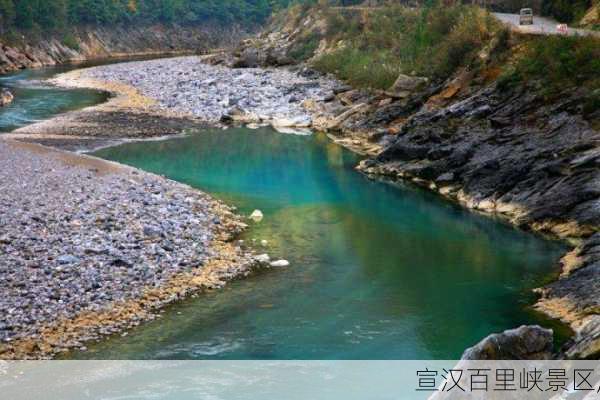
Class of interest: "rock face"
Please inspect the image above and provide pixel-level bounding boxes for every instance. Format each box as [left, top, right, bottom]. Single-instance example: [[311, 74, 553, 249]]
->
[[363, 83, 599, 238], [0, 88, 13, 106], [0, 24, 249, 75], [461, 325, 554, 360], [387, 74, 428, 98], [359, 81, 600, 358]]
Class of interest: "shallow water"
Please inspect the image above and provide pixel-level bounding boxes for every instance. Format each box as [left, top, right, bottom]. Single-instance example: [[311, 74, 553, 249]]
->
[[0, 56, 180, 133], [0, 66, 108, 132], [81, 127, 568, 359]]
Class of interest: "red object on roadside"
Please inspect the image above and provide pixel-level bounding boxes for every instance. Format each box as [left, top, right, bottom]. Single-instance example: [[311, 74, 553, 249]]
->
[[557, 24, 568, 34]]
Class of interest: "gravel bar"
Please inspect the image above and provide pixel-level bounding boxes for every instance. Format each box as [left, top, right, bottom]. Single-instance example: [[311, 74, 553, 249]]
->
[[78, 56, 338, 123], [0, 139, 253, 358]]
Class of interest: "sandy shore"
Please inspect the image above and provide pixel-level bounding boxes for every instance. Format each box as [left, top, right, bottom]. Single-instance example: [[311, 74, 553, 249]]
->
[[0, 139, 260, 359]]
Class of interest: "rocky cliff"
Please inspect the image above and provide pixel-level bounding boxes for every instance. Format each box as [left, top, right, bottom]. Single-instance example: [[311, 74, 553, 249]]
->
[[358, 81, 600, 357], [0, 23, 248, 75]]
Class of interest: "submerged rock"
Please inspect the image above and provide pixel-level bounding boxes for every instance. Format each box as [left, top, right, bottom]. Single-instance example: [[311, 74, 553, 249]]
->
[[249, 209, 264, 223], [461, 325, 554, 360]]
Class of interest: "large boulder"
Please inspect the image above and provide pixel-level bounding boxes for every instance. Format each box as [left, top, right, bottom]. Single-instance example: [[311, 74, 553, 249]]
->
[[387, 74, 428, 98], [461, 325, 554, 360], [265, 49, 294, 67], [232, 47, 260, 68], [0, 88, 13, 107]]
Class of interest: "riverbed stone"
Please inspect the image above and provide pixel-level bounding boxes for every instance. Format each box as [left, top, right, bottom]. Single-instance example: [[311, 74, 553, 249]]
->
[[0, 140, 242, 348], [461, 325, 554, 360], [249, 209, 264, 222], [270, 260, 290, 268], [76, 57, 339, 127], [0, 88, 14, 107]]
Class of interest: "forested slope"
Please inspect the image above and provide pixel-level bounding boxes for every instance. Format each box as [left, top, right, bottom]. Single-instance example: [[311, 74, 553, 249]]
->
[[0, 0, 299, 34], [0, 0, 308, 74]]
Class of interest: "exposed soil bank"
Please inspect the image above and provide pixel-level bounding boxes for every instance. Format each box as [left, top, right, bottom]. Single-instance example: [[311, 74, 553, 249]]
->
[[0, 139, 259, 359]]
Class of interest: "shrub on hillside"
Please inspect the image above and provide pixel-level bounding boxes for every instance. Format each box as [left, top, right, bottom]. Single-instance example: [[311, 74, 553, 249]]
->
[[512, 35, 600, 91], [542, 0, 592, 23], [312, 3, 504, 89]]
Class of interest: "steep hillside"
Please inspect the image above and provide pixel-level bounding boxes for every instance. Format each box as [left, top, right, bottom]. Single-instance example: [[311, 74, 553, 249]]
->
[[581, 1, 600, 27]]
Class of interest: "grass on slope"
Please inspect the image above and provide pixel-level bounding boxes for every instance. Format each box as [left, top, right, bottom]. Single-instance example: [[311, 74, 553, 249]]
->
[[510, 35, 600, 90], [311, 4, 505, 90]]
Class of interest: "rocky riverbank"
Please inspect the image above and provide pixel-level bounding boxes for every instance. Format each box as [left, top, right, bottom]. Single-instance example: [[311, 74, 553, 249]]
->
[[314, 78, 600, 358], [4, 28, 598, 358], [61, 56, 339, 127], [215, 6, 600, 358], [7, 56, 341, 152], [355, 81, 600, 358], [0, 139, 260, 359]]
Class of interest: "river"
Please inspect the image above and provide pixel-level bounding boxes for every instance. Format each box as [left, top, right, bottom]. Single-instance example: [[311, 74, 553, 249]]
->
[[0, 63, 568, 360]]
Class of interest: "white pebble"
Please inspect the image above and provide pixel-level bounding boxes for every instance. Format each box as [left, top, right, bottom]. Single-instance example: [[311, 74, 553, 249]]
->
[[270, 259, 290, 268]]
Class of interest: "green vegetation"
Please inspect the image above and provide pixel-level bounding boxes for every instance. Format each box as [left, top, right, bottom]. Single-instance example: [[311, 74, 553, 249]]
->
[[62, 32, 79, 50], [312, 3, 504, 89], [542, 0, 592, 23], [505, 34, 600, 94], [288, 31, 321, 61], [314, 47, 401, 90], [0, 0, 301, 34]]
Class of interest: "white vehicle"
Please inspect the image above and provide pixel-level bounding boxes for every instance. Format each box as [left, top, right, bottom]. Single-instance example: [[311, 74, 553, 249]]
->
[[519, 8, 534, 25]]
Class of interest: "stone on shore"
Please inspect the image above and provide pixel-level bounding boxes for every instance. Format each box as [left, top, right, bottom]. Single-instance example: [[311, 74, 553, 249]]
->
[[386, 74, 428, 98], [255, 254, 271, 265], [461, 325, 554, 360], [0, 88, 14, 107], [270, 260, 290, 268]]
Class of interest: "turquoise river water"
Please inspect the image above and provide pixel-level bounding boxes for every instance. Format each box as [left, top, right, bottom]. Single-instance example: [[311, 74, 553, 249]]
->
[[0, 65, 568, 360], [0, 65, 108, 132]]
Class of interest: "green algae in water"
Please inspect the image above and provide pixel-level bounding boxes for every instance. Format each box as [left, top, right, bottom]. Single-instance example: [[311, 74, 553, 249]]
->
[[84, 127, 567, 359]]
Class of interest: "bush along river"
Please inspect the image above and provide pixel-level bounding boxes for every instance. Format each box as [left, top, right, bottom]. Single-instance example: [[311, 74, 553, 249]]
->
[[58, 126, 567, 360]]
